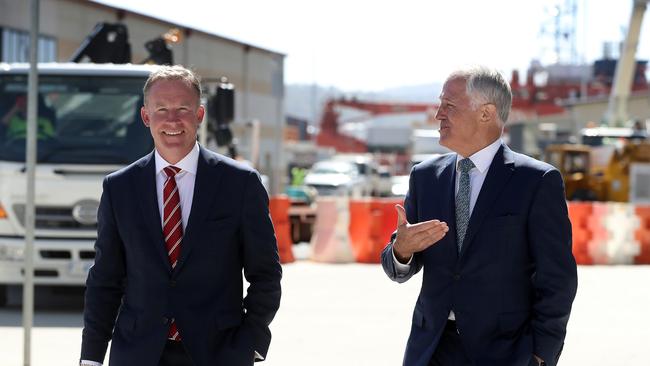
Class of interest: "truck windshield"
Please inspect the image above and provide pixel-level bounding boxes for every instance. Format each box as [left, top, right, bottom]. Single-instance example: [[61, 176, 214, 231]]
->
[[0, 74, 153, 164]]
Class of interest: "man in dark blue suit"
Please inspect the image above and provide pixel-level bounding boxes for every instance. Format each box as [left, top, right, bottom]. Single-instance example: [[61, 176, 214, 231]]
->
[[381, 67, 577, 366], [80, 65, 282, 365]]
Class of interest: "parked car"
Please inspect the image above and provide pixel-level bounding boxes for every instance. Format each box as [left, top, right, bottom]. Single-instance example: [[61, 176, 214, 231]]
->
[[285, 185, 318, 205], [304, 160, 371, 196], [390, 175, 410, 197]]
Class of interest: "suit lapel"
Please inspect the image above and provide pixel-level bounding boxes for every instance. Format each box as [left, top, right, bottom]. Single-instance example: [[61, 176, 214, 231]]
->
[[438, 156, 459, 261], [174, 146, 224, 274], [135, 152, 171, 270], [460, 144, 515, 258]]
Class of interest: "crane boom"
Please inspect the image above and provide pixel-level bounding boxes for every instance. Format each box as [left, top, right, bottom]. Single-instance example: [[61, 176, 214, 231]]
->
[[605, 0, 648, 126]]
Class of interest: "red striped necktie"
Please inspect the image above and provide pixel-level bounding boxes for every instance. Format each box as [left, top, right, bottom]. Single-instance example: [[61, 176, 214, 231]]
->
[[163, 165, 183, 341]]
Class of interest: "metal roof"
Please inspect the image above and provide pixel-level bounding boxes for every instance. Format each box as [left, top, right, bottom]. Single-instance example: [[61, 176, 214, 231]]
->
[[0, 62, 159, 76]]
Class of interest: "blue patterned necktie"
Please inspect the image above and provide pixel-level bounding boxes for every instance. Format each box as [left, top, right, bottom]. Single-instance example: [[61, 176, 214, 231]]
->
[[455, 158, 475, 253]]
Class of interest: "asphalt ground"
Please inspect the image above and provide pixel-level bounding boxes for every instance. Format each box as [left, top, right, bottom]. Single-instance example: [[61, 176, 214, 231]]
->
[[1, 261, 649, 366]]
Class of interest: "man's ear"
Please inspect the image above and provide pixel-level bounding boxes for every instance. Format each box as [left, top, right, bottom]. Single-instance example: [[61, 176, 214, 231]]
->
[[480, 103, 497, 123], [141, 106, 150, 127], [196, 105, 205, 123]]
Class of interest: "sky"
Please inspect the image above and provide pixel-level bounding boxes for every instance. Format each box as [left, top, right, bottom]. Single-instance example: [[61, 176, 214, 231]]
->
[[94, 0, 650, 92]]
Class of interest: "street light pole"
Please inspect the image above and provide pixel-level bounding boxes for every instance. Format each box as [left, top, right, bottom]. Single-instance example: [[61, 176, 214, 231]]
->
[[23, 0, 40, 365]]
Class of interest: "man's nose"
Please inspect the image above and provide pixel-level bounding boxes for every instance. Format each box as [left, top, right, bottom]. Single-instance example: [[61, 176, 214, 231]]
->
[[167, 110, 181, 121], [434, 108, 444, 120]]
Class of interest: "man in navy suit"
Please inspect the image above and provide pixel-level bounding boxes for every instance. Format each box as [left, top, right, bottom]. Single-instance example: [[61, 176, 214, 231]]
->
[[80, 65, 282, 365], [381, 67, 577, 366]]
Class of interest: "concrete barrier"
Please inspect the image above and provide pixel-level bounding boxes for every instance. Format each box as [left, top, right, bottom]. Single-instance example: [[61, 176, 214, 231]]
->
[[310, 197, 355, 263]]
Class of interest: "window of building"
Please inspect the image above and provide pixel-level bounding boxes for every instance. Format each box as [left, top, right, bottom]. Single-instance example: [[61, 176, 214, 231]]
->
[[1, 27, 57, 63]]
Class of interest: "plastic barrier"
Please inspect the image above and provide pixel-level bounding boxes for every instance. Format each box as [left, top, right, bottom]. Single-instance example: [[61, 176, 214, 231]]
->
[[269, 195, 294, 263], [567, 201, 593, 265], [575, 201, 645, 265], [347, 198, 403, 263], [308, 197, 649, 265], [348, 199, 374, 263], [586, 203, 610, 264], [373, 198, 403, 251], [310, 197, 355, 263], [602, 203, 640, 264], [635, 205, 650, 264]]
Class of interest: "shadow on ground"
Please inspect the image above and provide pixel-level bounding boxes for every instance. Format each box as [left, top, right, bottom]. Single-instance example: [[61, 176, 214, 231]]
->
[[0, 285, 85, 327]]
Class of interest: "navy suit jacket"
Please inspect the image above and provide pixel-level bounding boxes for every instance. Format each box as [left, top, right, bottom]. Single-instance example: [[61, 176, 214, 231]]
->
[[81, 146, 282, 365], [381, 144, 577, 366]]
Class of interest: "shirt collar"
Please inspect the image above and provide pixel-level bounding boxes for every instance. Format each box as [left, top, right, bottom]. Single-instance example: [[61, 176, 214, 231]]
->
[[456, 138, 502, 174], [154, 142, 200, 175]]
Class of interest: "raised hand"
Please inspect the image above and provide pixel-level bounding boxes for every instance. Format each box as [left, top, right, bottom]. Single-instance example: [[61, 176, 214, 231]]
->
[[393, 204, 449, 263]]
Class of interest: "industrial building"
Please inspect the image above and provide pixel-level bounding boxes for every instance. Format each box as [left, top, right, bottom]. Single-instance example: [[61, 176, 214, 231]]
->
[[0, 0, 286, 193]]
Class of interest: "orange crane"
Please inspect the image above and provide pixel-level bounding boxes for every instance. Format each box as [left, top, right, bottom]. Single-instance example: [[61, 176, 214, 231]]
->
[[316, 97, 438, 153]]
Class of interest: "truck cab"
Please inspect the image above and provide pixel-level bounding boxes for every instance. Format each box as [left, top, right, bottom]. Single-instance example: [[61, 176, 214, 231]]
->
[[0, 62, 157, 305]]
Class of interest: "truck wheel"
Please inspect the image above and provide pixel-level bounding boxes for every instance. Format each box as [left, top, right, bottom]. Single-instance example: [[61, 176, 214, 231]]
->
[[0, 285, 7, 307]]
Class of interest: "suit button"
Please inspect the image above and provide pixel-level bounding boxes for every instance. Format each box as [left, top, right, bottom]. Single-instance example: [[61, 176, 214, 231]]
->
[[453, 274, 461, 280], [170, 280, 176, 287], [162, 317, 169, 325]]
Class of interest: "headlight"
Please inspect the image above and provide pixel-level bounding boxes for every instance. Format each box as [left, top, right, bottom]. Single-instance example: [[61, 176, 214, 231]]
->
[[0, 244, 25, 261]]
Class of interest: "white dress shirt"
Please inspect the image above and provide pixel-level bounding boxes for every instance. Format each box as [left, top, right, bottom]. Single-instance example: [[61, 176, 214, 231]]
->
[[392, 138, 503, 320], [154, 143, 199, 231]]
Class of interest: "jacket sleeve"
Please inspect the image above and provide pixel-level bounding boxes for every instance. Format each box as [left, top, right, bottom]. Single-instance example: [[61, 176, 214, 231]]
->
[[81, 176, 127, 363], [528, 168, 578, 366], [381, 168, 423, 283], [239, 171, 282, 360]]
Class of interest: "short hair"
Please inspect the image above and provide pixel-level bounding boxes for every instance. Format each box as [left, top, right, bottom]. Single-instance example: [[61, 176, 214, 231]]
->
[[448, 66, 512, 123], [143, 65, 202, 104]]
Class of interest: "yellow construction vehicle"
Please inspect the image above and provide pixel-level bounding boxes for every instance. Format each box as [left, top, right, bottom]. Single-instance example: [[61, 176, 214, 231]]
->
[[545, 136, 650, 201]]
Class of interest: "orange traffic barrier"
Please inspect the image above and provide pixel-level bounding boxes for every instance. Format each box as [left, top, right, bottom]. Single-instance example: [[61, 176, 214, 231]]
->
[[634, 205, 650, 264], [374, 198, 403, 249], [567, 201, 593, 265], [348, 199, 374, 263], [348, 198, 404, 263], [269, 195, 294, 264]]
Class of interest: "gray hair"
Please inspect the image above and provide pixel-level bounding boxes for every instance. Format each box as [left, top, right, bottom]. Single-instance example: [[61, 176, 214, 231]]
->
[[143, 65, 202, 104], [449, 66, 512, 123]]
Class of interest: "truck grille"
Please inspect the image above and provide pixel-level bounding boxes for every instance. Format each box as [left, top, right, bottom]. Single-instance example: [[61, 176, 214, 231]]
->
[[12, 204, 97, 230]]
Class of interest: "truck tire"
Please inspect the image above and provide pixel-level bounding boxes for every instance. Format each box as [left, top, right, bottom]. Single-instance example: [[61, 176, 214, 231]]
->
[[0, 285, 7, 307]]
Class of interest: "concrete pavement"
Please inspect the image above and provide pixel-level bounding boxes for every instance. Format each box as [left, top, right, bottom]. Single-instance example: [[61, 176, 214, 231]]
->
[[1, 263, 649, 365]]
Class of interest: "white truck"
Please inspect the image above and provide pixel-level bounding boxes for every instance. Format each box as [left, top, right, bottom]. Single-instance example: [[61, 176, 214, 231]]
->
[[0, 62, 159, 305]]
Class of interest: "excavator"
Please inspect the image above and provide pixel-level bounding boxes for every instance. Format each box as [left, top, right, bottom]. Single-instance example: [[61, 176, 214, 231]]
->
[[545, 0, 650, 202]]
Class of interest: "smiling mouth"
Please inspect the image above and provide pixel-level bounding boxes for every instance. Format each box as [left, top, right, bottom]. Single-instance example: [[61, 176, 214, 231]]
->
[[163, 130, 183, 136]]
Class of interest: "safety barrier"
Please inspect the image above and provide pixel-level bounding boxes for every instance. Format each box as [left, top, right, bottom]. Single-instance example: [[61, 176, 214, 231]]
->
[[347, 198, 402, 263], [306, 197, 403, 263], [310, 197, 355, 263], [567, 202, 592, 265], [568, 201, 649, 265], [635, 206, 650, 264], [268, 195, 295, 263], [275, 196, 650, 266]]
